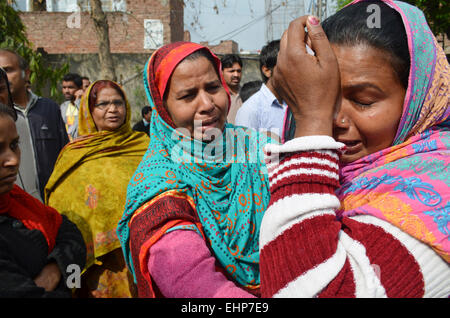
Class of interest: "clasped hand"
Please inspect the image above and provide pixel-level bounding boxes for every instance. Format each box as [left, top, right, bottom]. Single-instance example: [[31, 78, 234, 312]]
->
[[34, 262, 62, 292], [272, 16, 341, 138]]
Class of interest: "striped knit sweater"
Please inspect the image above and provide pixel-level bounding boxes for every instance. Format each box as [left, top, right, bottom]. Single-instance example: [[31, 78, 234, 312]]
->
[[259, 136, 450, 298]]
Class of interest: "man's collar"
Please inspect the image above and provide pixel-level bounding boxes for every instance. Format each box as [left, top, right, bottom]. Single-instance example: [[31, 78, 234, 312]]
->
[[14, 91, 39, 113], [260, 84, 277, 103], [228, 85, 241, 96], [259, 83, 286, 108]]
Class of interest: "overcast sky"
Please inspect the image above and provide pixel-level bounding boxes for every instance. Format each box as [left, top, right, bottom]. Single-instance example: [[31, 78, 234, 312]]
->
[[183, 0, 338, 53], [184, 0, 267, 52]]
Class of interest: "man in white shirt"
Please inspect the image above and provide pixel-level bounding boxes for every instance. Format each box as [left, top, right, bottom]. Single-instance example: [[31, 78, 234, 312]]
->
[[235, 40, 286, 141]]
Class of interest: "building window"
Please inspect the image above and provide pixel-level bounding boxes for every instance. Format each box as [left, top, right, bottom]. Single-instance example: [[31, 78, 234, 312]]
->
[[144, 19, 164, 50], [11, 0, 126, 12], [46, 0, 126, 12], [11, 0, 31, 11]]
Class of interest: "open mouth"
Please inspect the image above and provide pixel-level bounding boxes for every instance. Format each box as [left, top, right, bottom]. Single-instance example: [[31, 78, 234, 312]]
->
[[198, 117, 219, 128], [339, 140, 362, 153], [193, 118, 223, 139]]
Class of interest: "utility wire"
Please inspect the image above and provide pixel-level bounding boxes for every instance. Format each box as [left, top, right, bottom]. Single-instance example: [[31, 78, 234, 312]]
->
[[208, 3, 282, 43]]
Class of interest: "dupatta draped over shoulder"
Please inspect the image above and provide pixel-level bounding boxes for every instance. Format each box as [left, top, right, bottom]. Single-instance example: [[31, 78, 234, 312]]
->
[[1, 185, 62, 253], [117, 42, 273, 293], [45, 81, 149, 269], [337, 0, 450, 262]]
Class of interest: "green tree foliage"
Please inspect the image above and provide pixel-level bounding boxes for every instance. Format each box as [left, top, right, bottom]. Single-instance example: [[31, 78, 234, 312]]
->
[[336, 0, 449, 38], [409, 0, 449, 38], [0, 0, 69, 100]]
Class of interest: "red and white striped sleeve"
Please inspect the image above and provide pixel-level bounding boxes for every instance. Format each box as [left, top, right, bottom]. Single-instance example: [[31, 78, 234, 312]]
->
[[259, 136, 450, 298]]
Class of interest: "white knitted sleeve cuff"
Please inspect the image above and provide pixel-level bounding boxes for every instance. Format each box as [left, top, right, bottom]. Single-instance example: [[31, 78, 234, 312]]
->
[[265, 135, 345, 154], [264, 135, 345, 165]]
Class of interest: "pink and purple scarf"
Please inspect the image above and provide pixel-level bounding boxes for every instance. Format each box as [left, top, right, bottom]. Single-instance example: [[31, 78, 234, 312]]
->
[[337, 0, 449, 262]]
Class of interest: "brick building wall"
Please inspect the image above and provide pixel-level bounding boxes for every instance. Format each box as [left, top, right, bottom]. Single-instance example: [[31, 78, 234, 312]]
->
[[19, 0, 184, 54], [200, 40, 239, 55], [44, 52, 260, 125]]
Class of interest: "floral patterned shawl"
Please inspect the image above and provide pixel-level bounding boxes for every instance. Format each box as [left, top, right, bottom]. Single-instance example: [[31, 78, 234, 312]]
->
[[337, 0, 449, 262]]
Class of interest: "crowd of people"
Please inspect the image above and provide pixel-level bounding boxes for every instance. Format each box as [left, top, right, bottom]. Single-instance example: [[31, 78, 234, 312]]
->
[[0, 0, 448, 298]]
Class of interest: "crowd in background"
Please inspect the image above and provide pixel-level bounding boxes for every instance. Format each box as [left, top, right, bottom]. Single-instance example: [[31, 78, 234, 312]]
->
[[0, 0, 448, 298]]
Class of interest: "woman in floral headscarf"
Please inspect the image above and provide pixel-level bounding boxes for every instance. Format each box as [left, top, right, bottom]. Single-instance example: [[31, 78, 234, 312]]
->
[[260, 0, 449, 297], [117, 43, 274, 297], [45, 80, 149, 297]]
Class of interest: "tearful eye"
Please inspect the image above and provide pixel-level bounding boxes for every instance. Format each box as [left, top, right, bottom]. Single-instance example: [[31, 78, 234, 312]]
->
[[207, 84, 221, 92], [180, 93, 195, 100], [352, 99, 374, 108]]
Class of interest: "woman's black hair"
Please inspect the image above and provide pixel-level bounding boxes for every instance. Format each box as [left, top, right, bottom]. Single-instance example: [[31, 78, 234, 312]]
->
[[0, 102, 17, 121], [0, 67, 17, 121], [322, 0, 410, 88], [240, 80, 263, 102]]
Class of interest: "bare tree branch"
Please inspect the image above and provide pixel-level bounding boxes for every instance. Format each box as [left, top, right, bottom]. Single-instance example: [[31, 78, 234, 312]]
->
[[89, 0, 116, 81]]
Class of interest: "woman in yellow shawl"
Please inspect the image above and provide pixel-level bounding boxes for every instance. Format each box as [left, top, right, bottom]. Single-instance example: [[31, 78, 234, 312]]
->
[[45, 80, 149, 298]]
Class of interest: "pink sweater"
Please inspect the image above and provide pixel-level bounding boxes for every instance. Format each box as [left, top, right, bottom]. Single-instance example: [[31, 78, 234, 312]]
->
[[148, 229, 254, 298], [259, 135, 450, 297]]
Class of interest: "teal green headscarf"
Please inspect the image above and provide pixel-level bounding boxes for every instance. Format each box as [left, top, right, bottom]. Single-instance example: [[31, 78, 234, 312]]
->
[[117, 42, 274, 289]]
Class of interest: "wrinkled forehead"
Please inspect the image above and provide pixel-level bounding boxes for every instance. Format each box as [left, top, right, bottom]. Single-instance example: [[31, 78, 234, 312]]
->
[[0, 51, 17, 63], [95, 86, 125, 100], [62, 80, 78, 87], [154, 45, 211, 98], [223, 62, 242, 70]]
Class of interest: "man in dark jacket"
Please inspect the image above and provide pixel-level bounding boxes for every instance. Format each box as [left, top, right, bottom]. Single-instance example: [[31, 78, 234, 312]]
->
[[0, 49, 69, 202], [132, 105, 151, 136]]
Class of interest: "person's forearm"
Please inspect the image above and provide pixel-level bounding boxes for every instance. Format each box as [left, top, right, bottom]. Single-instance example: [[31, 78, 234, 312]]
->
[[260, 136, 450, 298], [149, 230, 254, 298]]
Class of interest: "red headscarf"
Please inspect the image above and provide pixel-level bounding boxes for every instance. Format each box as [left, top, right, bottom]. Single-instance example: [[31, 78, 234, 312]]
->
[[143, 41, 231, 128], [0, 185, 62, 253]]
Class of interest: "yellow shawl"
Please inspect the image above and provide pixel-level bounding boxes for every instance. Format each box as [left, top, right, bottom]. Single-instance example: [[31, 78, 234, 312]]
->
[[45, 81, 149, 269]]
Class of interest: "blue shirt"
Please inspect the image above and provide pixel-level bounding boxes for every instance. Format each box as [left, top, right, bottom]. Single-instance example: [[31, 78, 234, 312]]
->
[[235, 83, 287, 137]]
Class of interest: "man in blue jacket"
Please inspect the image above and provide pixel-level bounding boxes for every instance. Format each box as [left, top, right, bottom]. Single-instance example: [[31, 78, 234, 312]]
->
[[0, 49, 69, 202]]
